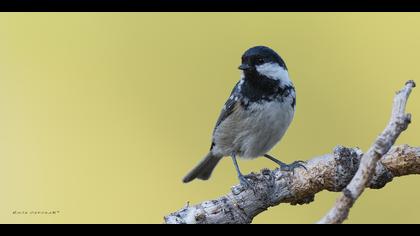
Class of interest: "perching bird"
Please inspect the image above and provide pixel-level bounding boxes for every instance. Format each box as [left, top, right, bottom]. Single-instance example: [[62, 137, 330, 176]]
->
[[183, 46, 305, 187]]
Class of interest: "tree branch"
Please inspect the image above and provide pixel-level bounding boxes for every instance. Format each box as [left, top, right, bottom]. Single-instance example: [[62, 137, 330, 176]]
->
[[165, 81, 417, 224], [165, 145, 420, 224], [318, 80, 416, 224]]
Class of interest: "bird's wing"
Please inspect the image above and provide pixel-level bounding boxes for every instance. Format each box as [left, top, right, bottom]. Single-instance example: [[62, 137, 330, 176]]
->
[[209, 81, 242, 151], [213, 81, 242, 131]]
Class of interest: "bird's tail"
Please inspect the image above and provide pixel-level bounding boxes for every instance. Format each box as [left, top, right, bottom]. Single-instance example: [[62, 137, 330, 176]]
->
[[183, 152, 223, 183]]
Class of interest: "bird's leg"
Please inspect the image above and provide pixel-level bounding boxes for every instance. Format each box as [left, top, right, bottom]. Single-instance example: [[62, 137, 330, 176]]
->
[[231, 153, 252, 188], [264, 154, 307, 174]]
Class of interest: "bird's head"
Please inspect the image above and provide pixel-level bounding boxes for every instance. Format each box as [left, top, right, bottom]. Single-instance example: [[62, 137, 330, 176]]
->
[[239, 46, 288, 82]]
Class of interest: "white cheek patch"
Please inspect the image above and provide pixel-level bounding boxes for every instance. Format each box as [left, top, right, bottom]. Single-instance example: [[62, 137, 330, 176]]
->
[[256, 62, 291, 86]]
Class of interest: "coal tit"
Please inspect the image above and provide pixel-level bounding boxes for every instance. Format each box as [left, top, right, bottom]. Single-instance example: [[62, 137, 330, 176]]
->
[[183, 46, 305, 187]]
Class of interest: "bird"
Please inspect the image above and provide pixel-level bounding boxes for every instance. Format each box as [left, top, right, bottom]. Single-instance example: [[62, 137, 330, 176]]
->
[[183, 46, 305, 187]]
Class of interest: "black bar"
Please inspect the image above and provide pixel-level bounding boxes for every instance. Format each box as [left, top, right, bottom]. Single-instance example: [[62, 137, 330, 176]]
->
[[0, 0, 418, 12]]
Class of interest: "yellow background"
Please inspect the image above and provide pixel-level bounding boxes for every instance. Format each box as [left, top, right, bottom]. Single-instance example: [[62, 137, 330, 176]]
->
[[0, 13, 418, 224]]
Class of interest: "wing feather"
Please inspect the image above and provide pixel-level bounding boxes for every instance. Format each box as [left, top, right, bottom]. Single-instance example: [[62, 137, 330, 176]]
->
[[210, 81, 242, 150]]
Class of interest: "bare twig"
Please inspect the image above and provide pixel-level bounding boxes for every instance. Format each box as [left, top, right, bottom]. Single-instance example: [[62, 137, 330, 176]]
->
[[318, 80, 416, 224], [165, 81, 417, 224]]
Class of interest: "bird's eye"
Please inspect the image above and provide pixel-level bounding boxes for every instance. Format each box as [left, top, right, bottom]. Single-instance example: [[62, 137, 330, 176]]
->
[[257, 58, 265, 64]]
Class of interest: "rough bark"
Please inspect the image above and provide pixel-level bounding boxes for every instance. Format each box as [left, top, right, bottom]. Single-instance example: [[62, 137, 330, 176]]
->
[[164, 145, 419, 224]]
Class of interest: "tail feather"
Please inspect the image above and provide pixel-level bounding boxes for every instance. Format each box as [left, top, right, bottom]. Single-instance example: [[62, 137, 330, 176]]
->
[[183, 153, 223, 183]]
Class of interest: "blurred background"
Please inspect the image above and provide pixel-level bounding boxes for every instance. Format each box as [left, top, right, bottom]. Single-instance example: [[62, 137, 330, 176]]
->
[[0, 13, 418, 224]]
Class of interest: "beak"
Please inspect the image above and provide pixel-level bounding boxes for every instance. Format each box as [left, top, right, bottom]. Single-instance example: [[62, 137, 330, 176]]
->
[[238, 64, 251, 71]]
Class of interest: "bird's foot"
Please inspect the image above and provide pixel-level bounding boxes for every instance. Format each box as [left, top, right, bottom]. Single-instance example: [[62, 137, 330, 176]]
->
[[238, 174, 252, 189], [264, 154, 307, 174], [232, 174, 256, 195], [278, 160, 307, 174]]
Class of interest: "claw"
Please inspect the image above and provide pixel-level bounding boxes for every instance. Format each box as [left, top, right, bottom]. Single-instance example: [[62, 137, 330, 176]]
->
[[264, 154, 307, 174], [238, 175, 252, 189], [294, 161, 308, 170], [279, 160, 307, 174]]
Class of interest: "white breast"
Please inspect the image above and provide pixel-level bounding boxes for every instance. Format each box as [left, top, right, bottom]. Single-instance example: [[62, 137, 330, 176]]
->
[[212, 94, 295, 159], [237, 98, 295, 158]]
